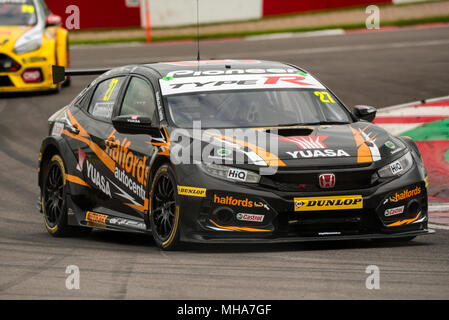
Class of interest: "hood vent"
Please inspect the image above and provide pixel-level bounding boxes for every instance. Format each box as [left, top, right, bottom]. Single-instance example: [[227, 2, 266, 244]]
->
[[266, 128, 314, 137]]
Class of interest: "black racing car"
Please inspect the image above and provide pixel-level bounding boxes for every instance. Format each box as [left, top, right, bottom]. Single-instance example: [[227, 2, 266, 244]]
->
[[38, 59, 433, 250]]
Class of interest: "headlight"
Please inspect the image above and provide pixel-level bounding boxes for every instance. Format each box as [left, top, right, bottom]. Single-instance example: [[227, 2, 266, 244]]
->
[[200, 163, 261, 184], [14, 29, 42, 54], [14, 38, 41, 54], [377, 151, 414, 178]]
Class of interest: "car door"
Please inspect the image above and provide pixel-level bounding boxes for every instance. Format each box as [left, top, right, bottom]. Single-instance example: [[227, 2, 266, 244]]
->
[[77, 76, 127, 212], [106, 75, 160, 218]]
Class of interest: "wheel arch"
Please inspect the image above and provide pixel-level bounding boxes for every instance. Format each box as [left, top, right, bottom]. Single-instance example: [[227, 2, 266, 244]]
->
[[148, 155, 172, 187], [39, 136, 76, 189]]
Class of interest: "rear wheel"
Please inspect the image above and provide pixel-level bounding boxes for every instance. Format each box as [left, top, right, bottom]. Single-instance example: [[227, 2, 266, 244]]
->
[[149, 164, 181, 250], [41, 154, 90, 236]]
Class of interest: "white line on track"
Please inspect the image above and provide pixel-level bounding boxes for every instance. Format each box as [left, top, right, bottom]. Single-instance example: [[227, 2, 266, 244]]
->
[[81, 38, 449, 65], [232, 39, 449, 58], [377, 106, 449, 116], [245, 29, 345, 41]]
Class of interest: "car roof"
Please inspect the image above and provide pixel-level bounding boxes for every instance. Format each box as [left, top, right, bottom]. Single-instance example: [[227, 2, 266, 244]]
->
[[92, 59, 307, 86], [142, 60, 305, 78]]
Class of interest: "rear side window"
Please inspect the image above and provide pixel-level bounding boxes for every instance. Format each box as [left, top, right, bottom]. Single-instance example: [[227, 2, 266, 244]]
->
[[38, 0, 50, 16], [120, 77, 157, 122], [88, 77, 125, 120]]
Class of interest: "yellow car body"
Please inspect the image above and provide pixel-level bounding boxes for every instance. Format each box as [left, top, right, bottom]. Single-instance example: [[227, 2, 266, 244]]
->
[[0, 0, 69, 93]]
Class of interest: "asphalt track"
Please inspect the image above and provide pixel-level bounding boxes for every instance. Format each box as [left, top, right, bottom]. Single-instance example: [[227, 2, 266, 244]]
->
[[0, 26, 448, 299]]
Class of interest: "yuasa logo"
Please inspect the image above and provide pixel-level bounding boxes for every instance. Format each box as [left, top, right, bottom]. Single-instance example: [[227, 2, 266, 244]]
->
[[385, 206, 404, 217], [86, 160, 111, 197], [319, 173, 336, 189], [227, 169, 247, 182]]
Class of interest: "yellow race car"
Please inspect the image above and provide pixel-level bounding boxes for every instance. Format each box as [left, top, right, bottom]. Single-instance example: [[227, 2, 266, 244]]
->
[[0, 0, 69, 93]]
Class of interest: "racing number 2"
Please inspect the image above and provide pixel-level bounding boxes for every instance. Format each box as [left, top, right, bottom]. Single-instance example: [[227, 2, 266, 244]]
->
[[104, 79, 119, 101], [314, 91, 335, 104]]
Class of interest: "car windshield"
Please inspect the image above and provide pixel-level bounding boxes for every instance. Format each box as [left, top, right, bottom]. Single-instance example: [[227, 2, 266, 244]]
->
[[165, 89, 353, 129], [0, 1, 37, 26]]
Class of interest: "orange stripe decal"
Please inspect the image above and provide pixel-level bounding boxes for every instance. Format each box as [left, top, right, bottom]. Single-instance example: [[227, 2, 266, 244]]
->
[[386, 211, 422, 227], [205, 131, 286, 167], [209, 219, 270, 232], [64, 110, 116, 173], [66, 174, 90, 187], [350, 126, 373, 163], [124, 197, 149, 213]]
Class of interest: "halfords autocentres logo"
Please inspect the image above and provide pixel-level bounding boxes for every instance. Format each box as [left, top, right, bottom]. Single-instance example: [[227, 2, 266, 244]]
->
[[105, 130, 149, 187], [385, 206, 404, 217], [389, 186, 421, 203], [236, 213, 264, 222], [294, 195, 363, 211], [214, 195, 264, 208]]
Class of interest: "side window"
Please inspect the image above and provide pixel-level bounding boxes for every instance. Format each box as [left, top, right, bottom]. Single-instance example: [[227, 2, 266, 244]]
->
[[88, 77, 125, 120], [38, 0, 50, 16], [120, 77, 157, 122]]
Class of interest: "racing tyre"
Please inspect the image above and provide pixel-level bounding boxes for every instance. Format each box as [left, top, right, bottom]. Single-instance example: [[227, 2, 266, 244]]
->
[[41, 154, 90, 237], [149, 164, 182, 250]]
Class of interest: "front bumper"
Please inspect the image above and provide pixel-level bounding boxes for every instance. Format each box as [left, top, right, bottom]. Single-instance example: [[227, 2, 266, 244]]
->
[[0, 50, 57, 92], [175, 162, 431, 243]]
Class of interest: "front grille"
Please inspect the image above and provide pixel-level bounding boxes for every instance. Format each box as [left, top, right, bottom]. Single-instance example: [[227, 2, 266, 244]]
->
[[284, 209, 381, 237], [0, 53, 21, 72], [260, 168, 377, 192], [0, 75, 14, 87]]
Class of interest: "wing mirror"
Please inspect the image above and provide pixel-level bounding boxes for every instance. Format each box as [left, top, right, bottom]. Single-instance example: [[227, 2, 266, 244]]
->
[[112, 115, 160, 135], [46, 14, 62, 27], [353, 105, 377, 123]]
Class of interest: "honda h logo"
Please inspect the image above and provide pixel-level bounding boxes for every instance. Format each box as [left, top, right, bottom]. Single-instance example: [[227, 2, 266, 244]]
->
[[319, 173, 336, 188]]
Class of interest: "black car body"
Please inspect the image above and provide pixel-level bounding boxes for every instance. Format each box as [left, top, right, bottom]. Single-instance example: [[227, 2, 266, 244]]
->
[[38, 60, 433, 250]]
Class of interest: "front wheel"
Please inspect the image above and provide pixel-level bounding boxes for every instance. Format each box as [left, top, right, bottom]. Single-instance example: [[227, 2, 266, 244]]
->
[[149, 164, 181, 250]]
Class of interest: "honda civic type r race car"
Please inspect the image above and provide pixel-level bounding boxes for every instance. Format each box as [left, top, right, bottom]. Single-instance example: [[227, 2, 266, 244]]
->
[[38, 59, 433, 250], [0, 0, 69, 92]]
